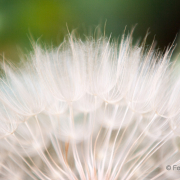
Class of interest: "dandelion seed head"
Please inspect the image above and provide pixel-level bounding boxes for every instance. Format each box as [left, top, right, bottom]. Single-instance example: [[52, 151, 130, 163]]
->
[[0, 30, 180, 179]]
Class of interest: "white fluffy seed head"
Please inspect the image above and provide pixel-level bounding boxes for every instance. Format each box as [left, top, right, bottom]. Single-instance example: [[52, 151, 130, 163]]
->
[[0, 32, 180, 179]]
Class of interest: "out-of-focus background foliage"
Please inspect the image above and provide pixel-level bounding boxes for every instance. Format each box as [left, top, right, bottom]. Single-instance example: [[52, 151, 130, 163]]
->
[[0, 0, 180, 62]]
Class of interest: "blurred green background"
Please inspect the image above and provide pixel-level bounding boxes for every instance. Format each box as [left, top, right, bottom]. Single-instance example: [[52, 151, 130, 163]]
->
[[0, 0, 180, 62]]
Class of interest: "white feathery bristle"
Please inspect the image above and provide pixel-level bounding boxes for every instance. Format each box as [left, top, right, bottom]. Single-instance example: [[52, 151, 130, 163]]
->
[[0, 32, 180, 180]]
